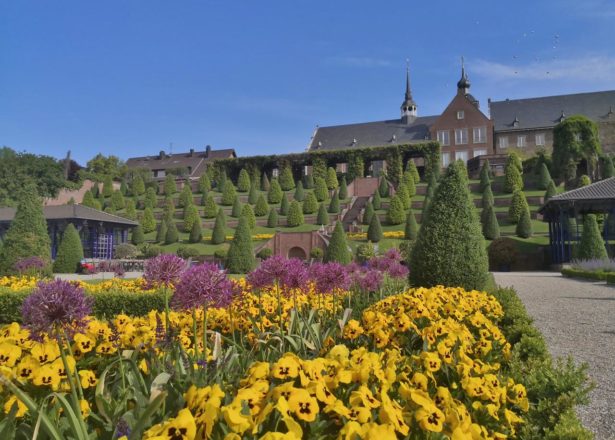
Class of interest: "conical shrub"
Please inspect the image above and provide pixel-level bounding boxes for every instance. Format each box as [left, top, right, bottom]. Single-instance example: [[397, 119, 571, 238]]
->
[[372, 190, 382, 210], [326, 167, 339, 190], [198, 173, 211, 194], [142, 208, 156, 233], [539, 163, 552, 190], [508, 190, 528, 224], [268, 179, 283, 204], [267, 208, 279, 228], [237, 169, 251, 192], [279, 165, 295, 191], [386, 195, 405, 225], [165, 221, 179, 244], [303, 191, 318, 214], [328, 190, 340, 214], [406, 160, 420, 184], [324, 221, 351, 264], [544, 180, 557, 203], [480, 161, 491, 191], [260, 172, 270, 191], [303, 174, 314, 189], [248, 182, 258, 204], [516, 207, 532, 239], [378, 176, 389, 197], [156, 219, 168, 243], [314, 177, 328, 201], [53, 224, 84, 273], [482, 184, 494, 208], [367, 214, 383, 243], [189, 218, 202, 243], [131, 224, 145, 245], [183, 204, 200, 232], [221, 181, 237, 205], [405, 210, 418, 240], [131, 175, 145, 196], [203, 194, 218, 218], [164, 175, 176, 197], [293, 181, 305, 202], [144, 188, 157, 210], [280, 193, 289, 215], [254, 194, 269, 216], [338, 176, 348, 200], [231, 196, 243, 218], [576, 214, 608, 260], [504, 161, 523, 193], [82, 190, 98, 209], [363, 201, 374, 225], [316, 203, 329, 225], [211, 209, 226, 244], [242, 204, 256, 230], [287, 200, 304, 227], [396, 183, 411, 209], [178, 184, 193, 209], [482, 204, 500, 240], [226, 215, 255, 273]]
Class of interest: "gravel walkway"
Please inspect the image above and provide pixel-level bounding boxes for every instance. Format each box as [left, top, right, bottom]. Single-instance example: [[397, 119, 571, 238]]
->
[[493, 272, 615, 440]]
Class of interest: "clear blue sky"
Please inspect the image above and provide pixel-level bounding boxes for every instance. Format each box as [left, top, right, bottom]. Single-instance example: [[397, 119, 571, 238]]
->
[[2, 0, 614, 165]]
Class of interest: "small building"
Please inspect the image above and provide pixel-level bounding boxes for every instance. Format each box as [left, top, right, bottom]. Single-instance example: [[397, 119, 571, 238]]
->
[[0, 205, 138, 259]]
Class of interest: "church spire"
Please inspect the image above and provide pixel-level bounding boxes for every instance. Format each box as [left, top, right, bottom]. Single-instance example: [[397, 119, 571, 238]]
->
[[401, 59, 417, 123], [457, 56, 471, 94]]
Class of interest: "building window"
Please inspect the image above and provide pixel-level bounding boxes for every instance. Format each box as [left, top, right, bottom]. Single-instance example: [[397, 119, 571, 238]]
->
[[442, 152, 450, 167], [499, 136, 508, 149], [517, 135, 527, 148], [457, 110, 465, 120], [154, 169, 166, 178], [473, 126, 487, 143], [473, 149, 487, 158], [455, 150, 468, 163], [336, 163, 348, 173], [272, 168, 279, 178], [437, 130, 450, 146], [455, 128, 468, 145], [535, 133, 545, 146]]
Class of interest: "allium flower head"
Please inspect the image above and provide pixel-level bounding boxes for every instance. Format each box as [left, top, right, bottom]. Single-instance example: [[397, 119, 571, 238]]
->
[[247, 256, 308, 291], [309, 262, 351, 295], [14, 256, 47, 274], [368, 249, 408, 279], [144, 254, 187, 287], [171, 263, 234, 310], [21, 280, 92, 338]]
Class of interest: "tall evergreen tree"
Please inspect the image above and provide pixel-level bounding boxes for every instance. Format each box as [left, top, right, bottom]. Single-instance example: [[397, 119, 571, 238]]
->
[[164, 175, 176, 197], [404, 210, 418, 240], [363, 201, 374, 225], [242, 204, 257, 230], [203, 194, 218, 218], [144, 187, 157, 210], [504, 160, 524, 193], [410, 162, 488, 290], [248, 182, 258, 204], [142, 207, 156, 233], [482, 184, 494, 208], [279, 165, 296, 191], [103, 175, 114, 198], [131, 224, 145, 245], [156, 219, 168, 243], [183, 204, 200, 232], [237, 169, 251, 192], [324, 221, 351, 264], [328, 190, 340, 214], [367, 214, 383, 242], [544, 180, 557, 203], [221, 181, 237, 205], [406, 160, 420, 184], [314, 177, 328, 201], [316, 203, 329, 225], [396, 182, 411, 209], [217, 171, 228, 192], [480, 162, 491, 191], [279, 192, 289, 215], [211, 209, 227, 244], [481, 204, 500, 240], [198, 173, 211, 194], [267, 208, 279, 228], [378, 176, 389, 197], [268, 179, 283, 204], [226, 215, 256, 273], [165, 220, 179, 244], [386, 195, 406, 225], [231, 196, 243, 218], [577, 214, 608, 260], [178, 184, 193, 209], [516, 207, 533, 239], [260, 172, 270, 192], [293, 181, 305, 202], [326, 167, 339, 190], [539, 163, 552, 190], [338, 176, 348, 200], [508, 190, 529, 224], [303, 191, 318, 214], [254, 194, 269, 216], [287, 200, 304, 227], [188, 218, 202, 243], [132, 175, 146, 196], [53, 224, 84, 273]]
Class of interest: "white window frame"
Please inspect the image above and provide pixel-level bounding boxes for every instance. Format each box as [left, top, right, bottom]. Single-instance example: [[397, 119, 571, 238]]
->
[[473, 126, 487, 144], [441, 152, 450, 167], [272, 168, 279, 178], [517, 135, 527, 148], [473, 149, 487, 158], [499, 136, 509, 149], [455, 128, 468, 145], [455, 150, 468, 163], [535, 133, 545, 146], [437, 130, 450, 146], [457, 110, 465, 120]]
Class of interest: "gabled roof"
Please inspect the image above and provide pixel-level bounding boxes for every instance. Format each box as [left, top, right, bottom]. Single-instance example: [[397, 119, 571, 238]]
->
[[539, 177, 615, 219], [0, 205, 138, 226], [490, 90, 615, 131], [548, 177, 615, 202], [126, 148, 236, 176], [309, 116, 438, 151]]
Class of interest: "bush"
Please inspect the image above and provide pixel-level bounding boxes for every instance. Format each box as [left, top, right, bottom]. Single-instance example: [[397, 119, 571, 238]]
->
[[298, 191, 315, 214], [248, 182, 258, 204], [114, 243, 139, 259], [225, 215, 255, 273], [163, 198, 175, 219], [562, 267, 609, 281], [410, 162, 488, 290], [516, 206, 533, 238], [324, 221, 351, 264], [577, 174, 591, 188], [231, 196, 243, 218], [257, 248, 273, 260], [124, 199, 137, 221], [338, 176, 348, 200], [403, 172, 416, 198], [367, 214, 383, 242], [111, 190, 125, 210], [577, 214, 608, 260], [221, 181, 237, 205], [237, 169, 251, 192], [303, 174, 314, 189], [214, 249, 227, 260], [178, 184, 193, 209], [82, 190, 100, 210], [176, 245, 199, 260], [479, 161, 491, 191], [268, 179, 283, 204], [144, 187, 157, 209], [242, 204, 256, 230], [211, 209, 227, 244], [131, 175, 145, 196], [139, 243, 162, 259], [316, 203, 329, 225], [216, 171, 227, 191], [287, 200, 304, 227], [293, 181, 305, 202], [254, 194, 269, 216], [164, 175, 176, 196], [378, 176, 389, 197], [355, 241, 376, 264], [198, 173, 211, 194], [279, 192, 289, 215], [545, 179, 557, 203], [267, 208, 279, 228], [482, 204, 500, 240], [508, 190, 529, 224], [260, 172, 270, 191], [326, 167, 339, 190], [406, 160, 420, 184], [481, 184, 494, 208], [155, 219, 168, 243], [372, 188, 382, 210], [539, 163, 552, 190], [182, 204, 200, 233], [314, 177, 328, 201], [396, 182, 411, 209], [165, 220, 179, 244], [279, 165, 295, 191], [203, 194, 218, 218], [504, 160, 524, 193], [328, 190, 340, 214], [53, 224, 84, 273], [309, 247, 323, 260], [189, 217, 202, 243], [386, 195, 405, 225], [487, 237, 519, 270], [404, 210, 418, 240], [362, 201, 374, 225], [102, 176, 114, 198], [602, 156, 615, 179], [131, 225, 145, 245]]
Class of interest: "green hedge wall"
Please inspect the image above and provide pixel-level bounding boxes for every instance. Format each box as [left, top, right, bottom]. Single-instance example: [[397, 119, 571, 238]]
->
[[561, 267, 610, 281]]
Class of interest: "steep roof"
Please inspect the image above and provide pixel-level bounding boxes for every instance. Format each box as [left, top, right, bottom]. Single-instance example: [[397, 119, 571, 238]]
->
[[309, 116, 438, 151], [0, 205, 138, 226], [539, 177, 615, 219], [126, 148, 236, 177], [490, 90, 615, 131], [548, 177, 615, 202]]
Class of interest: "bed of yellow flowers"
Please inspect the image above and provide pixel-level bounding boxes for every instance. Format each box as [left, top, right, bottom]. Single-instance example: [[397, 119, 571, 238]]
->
[[347, 231, 405, 240], [0, 276, 154, 294], [0, 281, 528, 439]]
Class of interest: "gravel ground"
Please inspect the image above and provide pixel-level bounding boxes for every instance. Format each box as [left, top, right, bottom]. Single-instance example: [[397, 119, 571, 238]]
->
[[494, 272, 615, 440]]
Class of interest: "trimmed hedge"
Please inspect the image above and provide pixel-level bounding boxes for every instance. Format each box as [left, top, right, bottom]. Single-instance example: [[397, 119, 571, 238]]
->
[[561, 267, 610, 281]]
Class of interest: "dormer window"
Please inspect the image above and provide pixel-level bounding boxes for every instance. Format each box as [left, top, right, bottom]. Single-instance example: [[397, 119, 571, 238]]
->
[[457, 110, 465, 120], [513, 116, 519, 128]]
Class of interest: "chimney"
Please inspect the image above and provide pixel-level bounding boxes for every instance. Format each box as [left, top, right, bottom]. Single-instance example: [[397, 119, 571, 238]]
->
[[159, 150, 166, 159], [205, 145, 212, 157], [189, 148, 195, 157]]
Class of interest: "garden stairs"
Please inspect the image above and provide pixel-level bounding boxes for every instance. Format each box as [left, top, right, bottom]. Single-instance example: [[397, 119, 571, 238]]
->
[[341, 196, 369, 231]]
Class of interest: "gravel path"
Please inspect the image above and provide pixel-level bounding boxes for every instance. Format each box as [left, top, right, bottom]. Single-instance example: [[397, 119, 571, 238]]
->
[[493, 272, 615, 440]]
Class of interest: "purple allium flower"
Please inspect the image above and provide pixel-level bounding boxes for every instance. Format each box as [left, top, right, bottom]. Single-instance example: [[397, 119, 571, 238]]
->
[[309, 262, 351, 295], [368, 249, 408, 279], [21, 280, 92, 338], [115, 418, 131, 438], [14, 256, 47, 274], [387, 262, 409, 279], [247, 256, 308, 291], [171, 263, 234, 310], [283, 258, 309, 290], [358, 269, 384, 292], [143, 254, 187, 288]]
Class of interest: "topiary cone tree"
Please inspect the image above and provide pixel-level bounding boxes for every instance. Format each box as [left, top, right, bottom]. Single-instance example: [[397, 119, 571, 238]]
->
[[183, 204, 200, 233], [0, 184, 51, 274], [267, 207, 279, 228], [303, 191, 318, 214], [544, 180, 557, 203], [378, 176, 389, 197], [226, 215, 256, 273], [314, 177, 328, 202], [279, 192, 289, 215], [508, 190, 529, 224], [237, 169, 251, 192], [539, 163, 552, 190], [328, 190, 340, 214], [404, 210, 418, 240], [504, 161, 524, 193], [132, 224, 145, 245], [367, 213, 383, 242], [293, 181, 305, 202], [260, 172, 270, 192], [156, 219, 168, 243], [324, 221, 351, 264], [338, 176, 348, 200], [211, 209, 227, 244], [203, 194, 218, 218], [362, 201, 374, 225], [241, 204, 257, 230], [516, 207, 532, 239], [287, 200, 304, 227], [222, 181, 237, 206], [165, 220, 179, 244], [386, 195, 405, 225], [254, 194, 270, 216], [406, 160, 420, 184], [479, 160, 491, 191], [248, 182, 258, 205], [231, 196, 243, 218], [576, 214, 608, 260], [188, 218, 202, 243], [409, 162, 489, 290], [396, 182, 411, 210], [482, 204, 500, 240], [52, 223, 84, 273], [316, 202, 329, 225], [372, 189, 382, 210], [268, 179, 283, 204]]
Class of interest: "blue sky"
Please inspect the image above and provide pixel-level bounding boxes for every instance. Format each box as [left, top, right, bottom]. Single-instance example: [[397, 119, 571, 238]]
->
[[2, 0, 615, 165]]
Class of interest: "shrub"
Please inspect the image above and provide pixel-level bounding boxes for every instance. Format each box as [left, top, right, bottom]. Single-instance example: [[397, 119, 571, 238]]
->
[[124, 199, 137, 221], [314, 177, 328, 201], [0, 184, 51, 274], [164, 175, 176, 196], [140, 243, 162, 259], [131, 175, 145, 196], [198, 173, 211, 194], [396, 182, 411, 209], [165, 221, 179, 244], [237, 169, 251, 192], [324, 221, 351, 264], [257, 248, 273, 260], [211, 209, 227, 244], [114, 243, 139, 259], [309, 247, 323, 260], [188, 217, 203, 243], [231, 196, 243, 218], [508, 190, 529, 224], [539, 163, 552, 190], [479, 161, 491, 191], [182, 204, 200, 232], [176, 245, 199, 260], [509, 151, 523, 172], [378, 176, 389, 197], [482, 204, 500, 240], [338, 176, 348, 199], [102, 175, 114, 198], [279, 165, 295, 191], [404, 210, 418, 240], [482, 184, 494, 208], [268, 179, 283, 204], [316, 203, 329, 225], [203, 194, 218, 218], [225, 215, 255, 273], [386, 195, 405, 225], [363, 201, 374, 225], [52, 224, 84, 273], [303, 174, 314, 189], [221, 181, 237, 205], [260, 172, 270, 191], [328, 190, 340, 214], [163, 198, 175, 219], [372, 189, 382, 210], [355, 241, 376, 264], [242, 204, 256, 230], [287, 200, 304, 227], [82, 190, 100, 209], [577, 174, 591, 188], [404, 172, 416, 198], [254, 194, 269, 216], [544, 179, 557, 203], [178, 184, 193, 209], [248, 182, 258, 204], [267, 208, 278, 228], [144, 187, 157, 209], [602, 156, 615, 179], [111, 190, 125, 210], [216, 171, 227, 191], [504, 160, 524, 193], [303, 191, 318, 214], [155, 219, 168, 243], [367, 214, 383, 242], [131, 225, 145, 245], [516, 206, 533, 238], [293, 181, 305, 202], [410, 162, 488, 290], [326, 167, 339, 190], [487, 237, 519, 270], [577, 214, 608, 260], [406, 160, 420, 184], [279, 193, 289, 215]]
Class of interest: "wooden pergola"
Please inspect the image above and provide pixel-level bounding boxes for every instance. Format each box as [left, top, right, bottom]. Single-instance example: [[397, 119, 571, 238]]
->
[[539, 177, 615, 264]]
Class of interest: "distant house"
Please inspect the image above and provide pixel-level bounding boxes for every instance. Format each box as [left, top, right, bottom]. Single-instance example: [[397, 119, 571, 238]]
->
[[0, 205, 137, 259], [126, 145, 236, 180]]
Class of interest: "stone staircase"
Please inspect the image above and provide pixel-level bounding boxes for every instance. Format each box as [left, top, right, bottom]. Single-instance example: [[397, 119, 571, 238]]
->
[[341, 196, 369, 231]]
